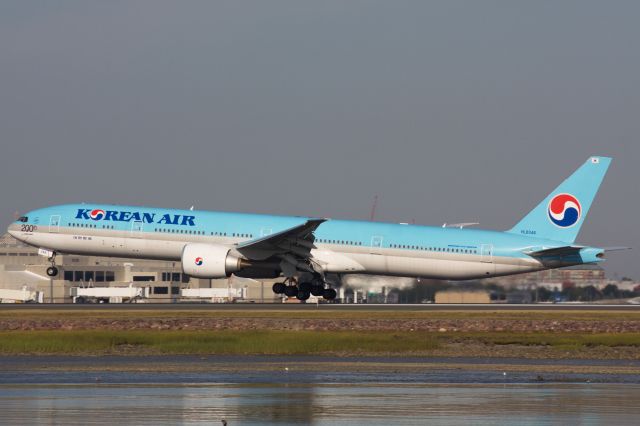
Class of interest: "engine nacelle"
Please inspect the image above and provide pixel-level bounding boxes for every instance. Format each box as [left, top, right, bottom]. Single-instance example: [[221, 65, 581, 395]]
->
[[181, 243, 246, 278]]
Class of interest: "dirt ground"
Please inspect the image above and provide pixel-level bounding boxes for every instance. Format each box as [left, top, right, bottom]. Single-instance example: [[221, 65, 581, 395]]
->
[[2, 314, 640, 333]]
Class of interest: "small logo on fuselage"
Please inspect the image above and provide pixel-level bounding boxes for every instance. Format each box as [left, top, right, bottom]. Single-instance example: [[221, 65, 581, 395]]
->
[[195, 257, 203, 266], [89, 209, 105, 220], [548, 193, 581, 228]]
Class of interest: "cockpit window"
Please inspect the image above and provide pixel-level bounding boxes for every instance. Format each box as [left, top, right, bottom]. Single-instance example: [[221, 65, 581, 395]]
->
[[17, 216, 28, 223]]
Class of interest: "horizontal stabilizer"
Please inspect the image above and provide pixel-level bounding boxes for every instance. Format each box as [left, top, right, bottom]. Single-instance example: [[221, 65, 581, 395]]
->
[[526, 245, 628, 258], [526, 246, 583, 258], [525, 245, 626, 262]]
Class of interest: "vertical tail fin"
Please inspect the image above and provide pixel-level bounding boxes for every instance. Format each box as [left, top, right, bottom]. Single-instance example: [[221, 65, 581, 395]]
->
[[507, 156, 611, 243]]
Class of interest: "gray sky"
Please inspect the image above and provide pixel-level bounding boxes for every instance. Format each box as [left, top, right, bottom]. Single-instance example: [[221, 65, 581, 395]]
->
[[0, 1, 638, 278]]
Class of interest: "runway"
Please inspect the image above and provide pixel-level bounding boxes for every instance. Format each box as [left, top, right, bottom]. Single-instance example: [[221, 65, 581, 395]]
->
[[1, 303, 639, 311]]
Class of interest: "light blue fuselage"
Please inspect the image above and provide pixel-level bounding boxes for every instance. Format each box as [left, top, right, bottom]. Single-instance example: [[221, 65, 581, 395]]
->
[[7, 203, 603, 281]]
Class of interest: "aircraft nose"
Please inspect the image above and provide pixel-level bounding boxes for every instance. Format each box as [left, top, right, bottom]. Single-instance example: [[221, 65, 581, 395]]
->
[[7, 226, 26, 242]]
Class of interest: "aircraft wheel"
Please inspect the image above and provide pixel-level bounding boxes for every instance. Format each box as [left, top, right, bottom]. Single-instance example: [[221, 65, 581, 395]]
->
[[310, 285, 324, 297], [296, 290, 311, 301], [323, 288, 337, 300], [298, 281, 312, 293], [272, 282, 286, 294], [284, 286, 298, 298], [46, 266, 58, 277]]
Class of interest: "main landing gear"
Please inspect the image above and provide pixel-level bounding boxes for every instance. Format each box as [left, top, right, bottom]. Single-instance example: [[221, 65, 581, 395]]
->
[[46, 252, 58, 277], [272, 276, 337, 301]]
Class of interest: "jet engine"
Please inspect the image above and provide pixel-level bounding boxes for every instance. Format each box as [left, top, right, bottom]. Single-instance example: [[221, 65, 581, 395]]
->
[[181, 243, 248, 278]]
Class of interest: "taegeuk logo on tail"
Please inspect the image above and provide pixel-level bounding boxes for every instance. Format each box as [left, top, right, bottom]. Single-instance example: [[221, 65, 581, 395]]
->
[[548, 193, 581, 228]]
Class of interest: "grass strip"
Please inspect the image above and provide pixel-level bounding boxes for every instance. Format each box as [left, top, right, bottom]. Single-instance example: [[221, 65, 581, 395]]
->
[[0, 330, 439, 355], [1, 330, 640, 356], [1, 309, 640, 324], [456, 332, 640, 349]]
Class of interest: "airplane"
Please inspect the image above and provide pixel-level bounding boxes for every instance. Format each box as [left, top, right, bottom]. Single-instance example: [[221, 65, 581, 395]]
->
[[7, 156, 622, 301]]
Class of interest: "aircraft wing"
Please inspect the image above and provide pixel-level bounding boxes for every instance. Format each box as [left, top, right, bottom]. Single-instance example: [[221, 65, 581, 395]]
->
[[235, 218, 327, 262]]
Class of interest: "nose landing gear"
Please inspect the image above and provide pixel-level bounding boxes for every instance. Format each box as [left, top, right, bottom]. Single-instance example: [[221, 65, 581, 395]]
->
[[46, 253, 58, 277]]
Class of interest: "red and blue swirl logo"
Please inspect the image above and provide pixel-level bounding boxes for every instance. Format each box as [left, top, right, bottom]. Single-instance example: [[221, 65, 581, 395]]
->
[[195, 257, 203, 266], [548, 194, 581, 228], [89, 209, 105, 220]]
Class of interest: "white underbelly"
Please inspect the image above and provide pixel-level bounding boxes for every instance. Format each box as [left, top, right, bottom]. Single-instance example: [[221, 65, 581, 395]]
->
[[337, 252, 537, 280], [23, 231, 543, 280], [24, 232, 184, 261]]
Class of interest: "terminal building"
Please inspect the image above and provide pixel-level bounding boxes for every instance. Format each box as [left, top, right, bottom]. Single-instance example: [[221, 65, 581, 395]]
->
[[486, 264, 607, 290]]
